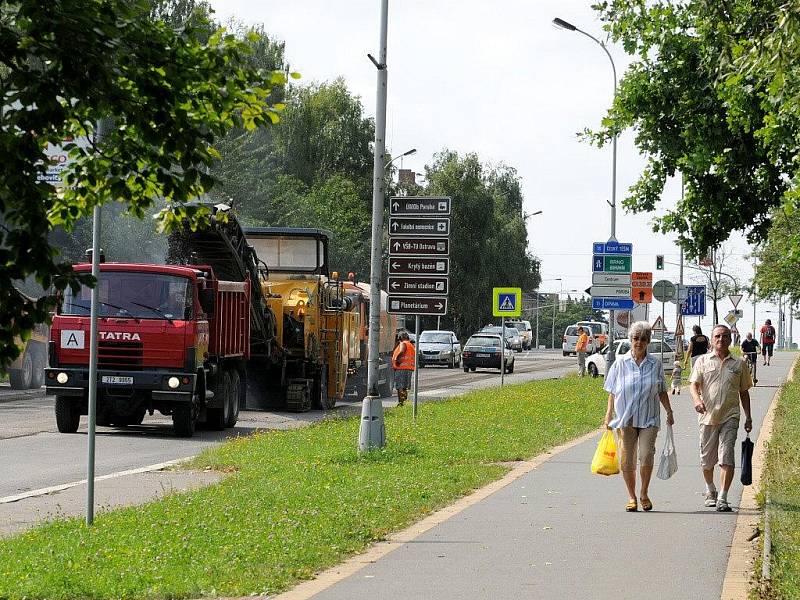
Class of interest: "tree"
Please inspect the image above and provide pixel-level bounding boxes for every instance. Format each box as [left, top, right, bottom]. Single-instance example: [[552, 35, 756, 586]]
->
[[423, 151, 540, 336], [754, 210, 800, 304], [0, 0, 291, 367], [689, 245, 740, 325], [589, 1, 791, 260]]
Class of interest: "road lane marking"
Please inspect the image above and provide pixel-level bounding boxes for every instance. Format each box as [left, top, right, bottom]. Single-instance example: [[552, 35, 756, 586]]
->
[[0, 457, 193, 504]]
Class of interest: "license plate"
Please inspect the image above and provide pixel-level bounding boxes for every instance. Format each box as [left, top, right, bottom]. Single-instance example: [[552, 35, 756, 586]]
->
[[477, 353, 490, 358], [102, 375, 133, 385]]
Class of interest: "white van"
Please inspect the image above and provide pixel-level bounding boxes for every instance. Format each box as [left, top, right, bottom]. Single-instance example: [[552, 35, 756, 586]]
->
[[562, 324, 598, 356]]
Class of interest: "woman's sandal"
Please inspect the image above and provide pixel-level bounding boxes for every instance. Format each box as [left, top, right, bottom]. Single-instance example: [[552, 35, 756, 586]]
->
[[625, 499, 638, 512], [640, 497, 653, 512]]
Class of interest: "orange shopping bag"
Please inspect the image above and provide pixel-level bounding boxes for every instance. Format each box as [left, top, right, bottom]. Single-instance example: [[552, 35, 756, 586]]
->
[[591, 429, 620, 476]]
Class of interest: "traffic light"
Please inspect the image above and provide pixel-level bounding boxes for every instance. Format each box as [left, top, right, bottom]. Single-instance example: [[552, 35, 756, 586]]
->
[[656, 255, 664, 270]]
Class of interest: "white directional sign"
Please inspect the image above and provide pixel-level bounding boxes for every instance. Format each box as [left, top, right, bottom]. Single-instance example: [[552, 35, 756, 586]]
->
[[389, 257, 449, 275], [592, 273, 632, 285], [389, 236, 449, 256], [589, 285, 633, 298]]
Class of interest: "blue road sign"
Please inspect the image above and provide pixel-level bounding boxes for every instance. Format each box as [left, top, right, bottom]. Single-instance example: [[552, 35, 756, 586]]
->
[[592, 255, 604, 272], [593, 241, 633, 255], [681, 285, 706, 316], [498, 293, 517, 311], [604, 242, 633, 255], [592, 298, 635, 310]]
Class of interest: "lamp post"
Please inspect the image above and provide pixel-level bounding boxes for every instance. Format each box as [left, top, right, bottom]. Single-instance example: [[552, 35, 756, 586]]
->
[[551, 278, 562, 349], [553, 16, 618, 370], [385, 148, 417, 173]]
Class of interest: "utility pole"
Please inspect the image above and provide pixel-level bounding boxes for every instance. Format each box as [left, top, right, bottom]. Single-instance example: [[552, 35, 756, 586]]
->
[[360, 0, 389, 451]]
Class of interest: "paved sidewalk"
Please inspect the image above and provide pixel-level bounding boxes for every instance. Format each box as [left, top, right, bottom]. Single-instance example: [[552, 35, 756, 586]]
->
[[293, 352, 796, 600]]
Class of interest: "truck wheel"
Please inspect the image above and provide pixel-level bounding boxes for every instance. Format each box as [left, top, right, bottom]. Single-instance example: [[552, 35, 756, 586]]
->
[[31, 352, 45, 388], [172, 404, 196, 437], [207, 371, 231, 431], [55, 396, 80, 433], [9, 353, 33, 390], [225, 370, 241, 428]]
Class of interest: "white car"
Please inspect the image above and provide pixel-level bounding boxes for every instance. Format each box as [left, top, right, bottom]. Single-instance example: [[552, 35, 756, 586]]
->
[[417, 330, 462, 368], [586, 339, 676, 378], [506, 320, 532, 350]]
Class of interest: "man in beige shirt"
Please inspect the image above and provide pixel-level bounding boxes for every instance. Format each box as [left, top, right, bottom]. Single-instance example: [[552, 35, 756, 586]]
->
[[690, 324, 753, 511]]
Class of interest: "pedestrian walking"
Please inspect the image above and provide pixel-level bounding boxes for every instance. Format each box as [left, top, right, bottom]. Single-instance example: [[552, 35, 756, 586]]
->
[[576, 326, 589, 377], [603, 321, 675, 512], [759, 319, 776, 366], [391, 331, 415, 406], [687, 325, 709, 368], [671, 360, 683, 394], [689, 324, 753, 512]]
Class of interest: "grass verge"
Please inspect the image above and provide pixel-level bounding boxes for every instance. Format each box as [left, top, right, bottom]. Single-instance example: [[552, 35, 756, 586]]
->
[[757, 361, 800, 599], [0, 375, 605, 599]]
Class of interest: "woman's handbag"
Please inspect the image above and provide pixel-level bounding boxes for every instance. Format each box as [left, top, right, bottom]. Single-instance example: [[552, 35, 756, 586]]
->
[[741, 435, 754, 485], [591, 430, 620, 476], [656, 424, 678, 480]]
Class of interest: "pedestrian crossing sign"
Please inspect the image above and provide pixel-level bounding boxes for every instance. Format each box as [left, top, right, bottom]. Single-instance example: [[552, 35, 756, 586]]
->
[[493, 287, 522, 317]]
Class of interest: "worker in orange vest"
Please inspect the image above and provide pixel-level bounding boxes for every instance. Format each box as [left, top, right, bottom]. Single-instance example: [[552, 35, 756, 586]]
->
[[391, 331, 416, 406]]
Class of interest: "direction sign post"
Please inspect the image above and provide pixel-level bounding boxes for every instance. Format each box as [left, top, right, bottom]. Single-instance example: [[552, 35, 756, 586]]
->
[[652, 280, 676, 365], [681, 285, 707, 317], [492, 287, 521, 388]]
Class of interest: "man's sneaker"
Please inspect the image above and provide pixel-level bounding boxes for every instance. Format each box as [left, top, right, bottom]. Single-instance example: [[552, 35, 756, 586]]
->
[[704, 490, 718, 507], [716, 498, 732, 512]]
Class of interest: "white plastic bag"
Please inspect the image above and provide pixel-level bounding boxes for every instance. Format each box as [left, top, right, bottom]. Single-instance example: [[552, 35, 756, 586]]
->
[[657, 424, 678, 480]]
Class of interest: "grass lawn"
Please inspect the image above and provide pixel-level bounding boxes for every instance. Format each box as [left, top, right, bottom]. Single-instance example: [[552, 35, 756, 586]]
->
[[0, 376, 605, 599], [757, 362, 800, 599]]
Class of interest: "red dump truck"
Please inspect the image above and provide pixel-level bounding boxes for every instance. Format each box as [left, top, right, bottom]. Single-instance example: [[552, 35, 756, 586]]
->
[[45, 262, 250, 436]]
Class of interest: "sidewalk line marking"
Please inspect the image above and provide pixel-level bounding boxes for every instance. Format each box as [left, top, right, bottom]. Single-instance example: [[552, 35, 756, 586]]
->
[[268, 427, 601, 600], [720, 354, 799, 600], [0, 457, 193, 504]]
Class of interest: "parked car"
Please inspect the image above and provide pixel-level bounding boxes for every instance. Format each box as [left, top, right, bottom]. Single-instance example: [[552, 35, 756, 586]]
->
[[480, 325, 523, 352], [562, 324, 598, 356], [575, 321, 609, 348], [586, 338, 676, 378], [462, 334, 515, 373], [506, 320, 533, 350], [417, 330, 462, 368]]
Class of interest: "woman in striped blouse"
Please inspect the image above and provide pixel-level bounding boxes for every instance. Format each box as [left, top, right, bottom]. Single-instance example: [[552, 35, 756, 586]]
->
[[603, 321, 675, 512]]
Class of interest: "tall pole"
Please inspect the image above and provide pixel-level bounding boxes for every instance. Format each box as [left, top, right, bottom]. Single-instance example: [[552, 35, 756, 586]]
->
[[365, 0, 389, 400], [553, 18, 618, 367], [534, 290, 539, 349], [412, 315, 419, 420], [86, 117, 111, 525]]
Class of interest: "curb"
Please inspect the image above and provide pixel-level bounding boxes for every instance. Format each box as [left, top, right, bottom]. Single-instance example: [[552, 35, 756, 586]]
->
[[0, 387, 46, 404], [720, 354, 799, 599]]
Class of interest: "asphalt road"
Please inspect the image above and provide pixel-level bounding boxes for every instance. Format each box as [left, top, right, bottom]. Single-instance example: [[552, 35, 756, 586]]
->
[[0, 350, 574, 499]]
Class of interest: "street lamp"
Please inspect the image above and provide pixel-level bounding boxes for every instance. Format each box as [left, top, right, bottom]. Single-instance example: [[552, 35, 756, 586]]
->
[[553, 16, 618, 370], [385, 148, 417, 171]]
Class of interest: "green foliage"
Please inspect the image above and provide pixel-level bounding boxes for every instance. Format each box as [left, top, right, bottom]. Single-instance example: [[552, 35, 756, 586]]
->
[[589, 1, 790, 260], [0, 376, 605, 599], [754, 210, 800, 304], [759, 362, 800, 599], [423, 151, 540, 335], [0, 0, 290, 367]]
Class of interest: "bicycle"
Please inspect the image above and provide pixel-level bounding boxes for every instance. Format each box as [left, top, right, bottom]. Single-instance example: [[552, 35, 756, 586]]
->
[[745, 352, 758, 385]]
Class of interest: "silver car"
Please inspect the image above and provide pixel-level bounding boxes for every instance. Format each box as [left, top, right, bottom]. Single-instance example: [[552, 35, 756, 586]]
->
[[417, 330, 462, 368]]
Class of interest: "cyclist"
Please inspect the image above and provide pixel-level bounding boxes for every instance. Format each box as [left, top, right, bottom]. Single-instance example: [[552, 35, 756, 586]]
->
[[741, 332, 760, 384]]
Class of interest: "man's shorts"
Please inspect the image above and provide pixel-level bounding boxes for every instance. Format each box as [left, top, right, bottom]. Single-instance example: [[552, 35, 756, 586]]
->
[[393, 369, 412, 390], [617, 426, 658, 471], [762, 343, 774, 357], [699, 418, 739, 469]]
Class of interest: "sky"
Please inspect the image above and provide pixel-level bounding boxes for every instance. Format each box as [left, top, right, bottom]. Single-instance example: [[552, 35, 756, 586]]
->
[[207, 0, 796, 343]]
